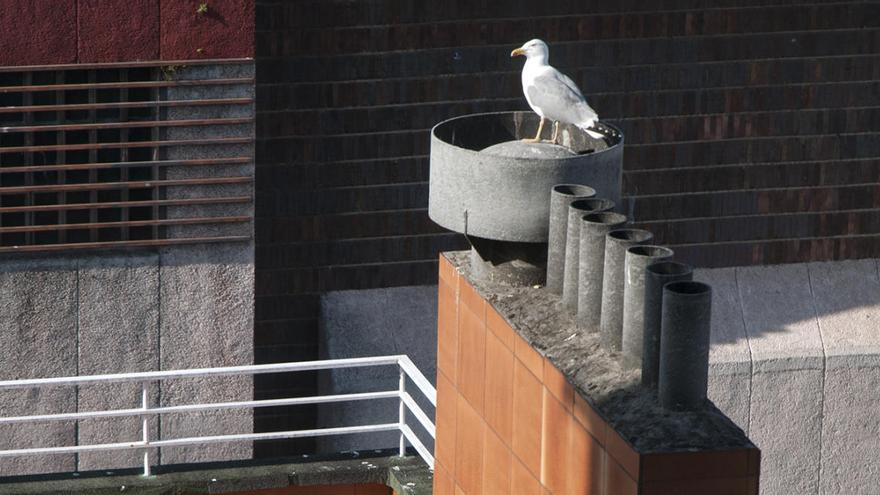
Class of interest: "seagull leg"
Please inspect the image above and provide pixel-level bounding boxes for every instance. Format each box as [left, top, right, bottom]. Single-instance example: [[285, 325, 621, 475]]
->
[[522, 117, 546, 143], [551, 121, 560, 144]]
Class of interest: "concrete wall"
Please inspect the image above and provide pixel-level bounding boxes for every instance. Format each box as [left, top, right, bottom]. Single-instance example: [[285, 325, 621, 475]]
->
[[316, 286, 437, 455], [701, 259, 880, 495], [0, 247, 253, 475]]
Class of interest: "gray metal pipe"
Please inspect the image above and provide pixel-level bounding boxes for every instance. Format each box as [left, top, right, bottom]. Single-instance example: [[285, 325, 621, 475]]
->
[[599, 229, 653, 352], [576, 212, 627, 333], [621, 245, 674, 370], [546, 184, 596, 294], [659, 281, 713, 411], [641, 261, 693, 388], [562, 198, 615, 313]]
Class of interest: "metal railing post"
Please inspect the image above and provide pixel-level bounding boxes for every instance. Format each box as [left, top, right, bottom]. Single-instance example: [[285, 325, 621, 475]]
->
[[398, 367, 406, 457], [141, 381, 150, 476]]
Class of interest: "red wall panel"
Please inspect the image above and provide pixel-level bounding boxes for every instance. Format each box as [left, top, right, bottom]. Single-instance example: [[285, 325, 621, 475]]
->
[[78, 0, 160, 63], [0, 0, 77, 66], [0, 0, 253, 66], [160, 0, 254, 60]]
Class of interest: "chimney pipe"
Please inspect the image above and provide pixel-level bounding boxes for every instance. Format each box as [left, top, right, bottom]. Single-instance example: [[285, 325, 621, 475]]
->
[[641, 261, 694, 388], [621, 245, 674, 370], [546, 184, 596, 294], [599, 229, 653, 352], [658, 281, 713, 411], [562, 198, 615, 313], [576, 211, 628, 333]]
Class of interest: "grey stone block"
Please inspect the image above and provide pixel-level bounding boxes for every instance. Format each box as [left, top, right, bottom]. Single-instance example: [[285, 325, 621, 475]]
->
[[0, 258, 77, 475], [736, 264, 824, 369], [750, 368, 823, 495], [159, 245, 254, 465], [76, 254, 160, 471], [696, 267, 753, 432], [809, 260, 880, 365], [821, 365, 880, 495], [707, 367, 750, 434], [317, 285, 437, 455], [694, 268, 752, 364]]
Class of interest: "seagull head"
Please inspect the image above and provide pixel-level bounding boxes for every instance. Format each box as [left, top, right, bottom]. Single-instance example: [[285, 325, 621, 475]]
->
[[510, 39, 549, 63]]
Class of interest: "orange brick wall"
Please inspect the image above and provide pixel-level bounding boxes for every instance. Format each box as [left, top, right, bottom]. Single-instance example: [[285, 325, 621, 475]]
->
[[434, 255, 760, 495]]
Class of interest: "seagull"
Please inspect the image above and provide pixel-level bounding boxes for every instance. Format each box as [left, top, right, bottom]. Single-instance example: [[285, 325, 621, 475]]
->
[[511, 39, 604, 143]]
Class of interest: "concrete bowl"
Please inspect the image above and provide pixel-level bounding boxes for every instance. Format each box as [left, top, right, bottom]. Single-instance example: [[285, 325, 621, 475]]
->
[[428, 111, 623, 243]]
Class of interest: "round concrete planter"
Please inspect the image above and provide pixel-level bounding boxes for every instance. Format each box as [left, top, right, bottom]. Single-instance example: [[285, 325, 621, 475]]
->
[[546, 185, 597, 294], [428, 111, 624, 243], [562, 198, 614, 306], [641, 261, 693, 389], [577, 212, 628, 333], [621, 245, 674, 370], [659, 281, 713, 411], [599, 229, 653, 352]]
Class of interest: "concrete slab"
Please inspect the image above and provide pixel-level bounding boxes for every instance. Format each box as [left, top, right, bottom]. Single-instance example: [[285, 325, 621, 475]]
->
[[707, 371, 750, 434], [159, 244, 254, 464], [809, 260, 880, 366], [749, 368, 823, 495], [821, 365, 880, 494], [694, 267, 751, 365], [317, 285, 438, 454], [76, 254, 160, 471], [694, 268, 752, 434], [736, 264, 824, 371], [0, 258, 77, 475], [0, 453, 431, 495]]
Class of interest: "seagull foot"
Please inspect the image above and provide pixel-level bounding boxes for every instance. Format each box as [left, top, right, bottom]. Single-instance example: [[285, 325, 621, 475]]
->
[[521, 138, 544, 143]]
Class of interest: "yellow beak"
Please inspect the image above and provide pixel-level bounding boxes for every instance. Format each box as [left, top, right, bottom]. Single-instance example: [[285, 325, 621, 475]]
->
[[510, 48, 525, 57]]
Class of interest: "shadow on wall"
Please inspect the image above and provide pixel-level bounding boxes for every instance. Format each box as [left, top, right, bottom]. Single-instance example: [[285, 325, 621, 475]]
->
[[316, 285, 438, 455], [693, 258, 880, 495], [696, 259, 880, 350]]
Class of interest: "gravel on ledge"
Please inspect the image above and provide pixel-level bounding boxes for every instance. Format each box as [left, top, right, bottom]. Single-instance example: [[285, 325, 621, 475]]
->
[[446, 250, 755, 454]]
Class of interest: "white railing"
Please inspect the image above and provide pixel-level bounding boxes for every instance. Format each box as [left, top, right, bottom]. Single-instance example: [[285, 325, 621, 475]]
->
[[0, 355, 436, 476]]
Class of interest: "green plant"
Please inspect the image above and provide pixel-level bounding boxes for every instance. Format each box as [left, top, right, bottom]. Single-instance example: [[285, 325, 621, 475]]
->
[[196, 2, 208, 14], [160, 64, 188, 81]]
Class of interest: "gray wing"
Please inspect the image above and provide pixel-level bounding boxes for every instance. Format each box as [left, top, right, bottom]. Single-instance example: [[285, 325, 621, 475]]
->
[[527, 69, 598, 125]]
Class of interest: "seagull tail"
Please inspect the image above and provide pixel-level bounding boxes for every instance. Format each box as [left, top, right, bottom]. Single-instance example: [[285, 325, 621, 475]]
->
[[577, 119, 606, 139]]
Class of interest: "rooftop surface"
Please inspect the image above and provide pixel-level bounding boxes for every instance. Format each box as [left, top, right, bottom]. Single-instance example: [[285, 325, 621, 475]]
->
[[0, 451, 431, 495]]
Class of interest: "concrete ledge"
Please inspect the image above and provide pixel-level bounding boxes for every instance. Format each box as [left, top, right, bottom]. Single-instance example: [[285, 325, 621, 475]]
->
[[0, 451, 431, 495], [693, 258, 880, 494]]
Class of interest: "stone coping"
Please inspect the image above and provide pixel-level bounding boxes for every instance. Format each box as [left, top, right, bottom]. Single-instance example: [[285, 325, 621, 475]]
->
[[0, 451, 431, 495], [444, 251, 755, 454]]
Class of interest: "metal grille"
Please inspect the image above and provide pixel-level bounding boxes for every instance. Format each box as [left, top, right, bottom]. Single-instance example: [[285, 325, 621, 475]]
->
[[0, 61, 253, 253]]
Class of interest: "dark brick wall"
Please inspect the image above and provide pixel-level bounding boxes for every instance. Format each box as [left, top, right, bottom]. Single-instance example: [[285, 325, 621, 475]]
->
[[254, 0, 880, 453]]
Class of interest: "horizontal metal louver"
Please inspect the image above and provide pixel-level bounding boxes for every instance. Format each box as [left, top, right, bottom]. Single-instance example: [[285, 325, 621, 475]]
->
[[0, 59, 254, 253]]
